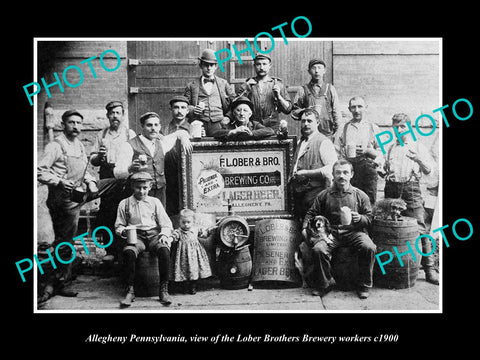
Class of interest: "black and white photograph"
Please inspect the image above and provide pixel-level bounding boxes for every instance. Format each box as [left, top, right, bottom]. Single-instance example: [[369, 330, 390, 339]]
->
[[7, 7, 478, 354]]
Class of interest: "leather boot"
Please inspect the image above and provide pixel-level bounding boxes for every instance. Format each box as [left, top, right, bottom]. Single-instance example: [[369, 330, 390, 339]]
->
[[120, 286, 135, 308], [159, 281, 172, 306], [421, 237, 439, 285]]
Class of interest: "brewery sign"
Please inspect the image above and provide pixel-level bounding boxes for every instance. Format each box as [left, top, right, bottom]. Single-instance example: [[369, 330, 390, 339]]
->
[[180, 137, 296, 220]]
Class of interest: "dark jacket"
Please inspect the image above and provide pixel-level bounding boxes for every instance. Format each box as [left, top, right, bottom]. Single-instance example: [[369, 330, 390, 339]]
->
[[184, 75, 235, 122]]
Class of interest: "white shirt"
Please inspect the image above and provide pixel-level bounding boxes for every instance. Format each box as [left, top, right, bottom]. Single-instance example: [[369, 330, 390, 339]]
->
[[113, 133, 182, 179]]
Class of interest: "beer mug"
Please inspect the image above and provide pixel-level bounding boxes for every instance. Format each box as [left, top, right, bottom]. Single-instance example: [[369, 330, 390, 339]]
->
[[191, 120, 204, 139], [125, 226, 137, 245]]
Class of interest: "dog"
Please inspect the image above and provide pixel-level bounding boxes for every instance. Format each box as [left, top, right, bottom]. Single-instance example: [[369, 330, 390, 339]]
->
[[295, 215, 333, 288]]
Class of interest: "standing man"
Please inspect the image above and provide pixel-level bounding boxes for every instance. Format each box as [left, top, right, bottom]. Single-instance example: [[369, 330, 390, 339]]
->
[[184, 48, 236, 136], [90, 101, 136, 262], [114, 111, 192, 208], [237, 53, 292, 131], [303, 159, 376, 299], [164, 95, 192, 216], [290, 108, 337, 222], [37, 110, 98, 302], [291, 59, 341, 139], [383, 113, 439, 285], [336, 96, 383, 205]]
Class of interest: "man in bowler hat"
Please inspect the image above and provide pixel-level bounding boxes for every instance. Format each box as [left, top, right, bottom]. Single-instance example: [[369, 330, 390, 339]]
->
[[184, 49, 236, 136]]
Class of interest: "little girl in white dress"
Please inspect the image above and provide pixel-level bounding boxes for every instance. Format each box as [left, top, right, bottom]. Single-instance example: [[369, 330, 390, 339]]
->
[[170, 209, 212, 294]]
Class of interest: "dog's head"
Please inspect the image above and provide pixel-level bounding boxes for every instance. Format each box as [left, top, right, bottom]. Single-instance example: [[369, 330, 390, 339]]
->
[[309, 215, 331, 235]]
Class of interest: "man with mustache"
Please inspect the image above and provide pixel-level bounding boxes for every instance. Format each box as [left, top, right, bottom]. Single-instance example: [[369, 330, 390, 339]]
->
[[184, 49, 236, 136], [336, 96, 383, 205], [90, 101, 136, 262], [303, 159, 376, 299], [37, 110, 98, 303], [114, 111, 192, 207], [211, 96, 274, 141], [236, 54, 292, 131]]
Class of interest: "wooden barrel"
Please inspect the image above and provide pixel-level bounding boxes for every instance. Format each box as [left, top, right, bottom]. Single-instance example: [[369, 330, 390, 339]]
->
[[372, 217, 421, 289], [252, 219, 302, 288], [134, 251, 159, 297], [217, 245, 252, 290], [217, 215, 250, 248]]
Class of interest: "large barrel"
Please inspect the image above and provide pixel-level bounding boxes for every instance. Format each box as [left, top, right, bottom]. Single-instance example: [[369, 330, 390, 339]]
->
[[217, 245, 252, 290], [372, 217, 421, 289], [134, 251, 159, 297], [252, 219, 302, 288]]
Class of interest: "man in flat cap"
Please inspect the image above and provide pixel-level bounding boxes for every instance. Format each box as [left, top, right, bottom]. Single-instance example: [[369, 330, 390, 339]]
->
[[114, 111, 192, 208], [212, 96, 275, 141], [37, 109, 98, 303], [236, 53, 292, 131], [291, 59, 341, 140], [90, 101, 136, 262], [184, 48, 236, 136], [115, 171, 174, 307], [164, 96, 192, 215]]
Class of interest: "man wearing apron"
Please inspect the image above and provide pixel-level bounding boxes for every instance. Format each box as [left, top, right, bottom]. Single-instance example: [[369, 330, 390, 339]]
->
[[383, 113, 439, 285], [291, 59, 341, 140], [37, 110, 98, 303]]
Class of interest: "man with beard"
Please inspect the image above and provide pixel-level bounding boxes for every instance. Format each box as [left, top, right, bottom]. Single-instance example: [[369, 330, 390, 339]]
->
[[114, 112, 192, 207], [90, 101, 136, 261], [290, 108, 337, 222], [211, 96, 274, 141], [291, 59, 341, 139], [37, 110, 98, 303], [336, 96, 383, 205], [184, 49, 236, 136], [236, 54, 292, 131], [303, 159, 376, 299]]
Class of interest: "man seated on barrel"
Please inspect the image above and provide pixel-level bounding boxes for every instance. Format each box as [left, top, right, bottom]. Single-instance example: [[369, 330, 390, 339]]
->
[[211, 96, 275, 141], [115, 172, 173, 308], [302, 159, 376, 299]]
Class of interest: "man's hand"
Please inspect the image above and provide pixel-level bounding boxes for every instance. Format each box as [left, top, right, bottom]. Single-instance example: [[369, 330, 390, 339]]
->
[[87, 181, 98, 193], [159, 234, 171, 247], [351, 211, 362, 223], [179, 133, 193, 154], [130, 158, 148, 172], [58, 179, 75, 193], [272, 83, 281, 99]]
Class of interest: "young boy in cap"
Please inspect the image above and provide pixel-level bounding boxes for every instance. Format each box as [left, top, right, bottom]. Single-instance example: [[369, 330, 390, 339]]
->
[[291, 59, 341, 139], [236, 53, 292, 131], [115, 171, 174, 307], [211, 96, 275, 141], [184, 48, 236, 136]]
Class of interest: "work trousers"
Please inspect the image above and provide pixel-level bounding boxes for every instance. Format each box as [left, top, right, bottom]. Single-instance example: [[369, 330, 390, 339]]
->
[[350, 157, 378, 205], [310, 229, 377, 290]]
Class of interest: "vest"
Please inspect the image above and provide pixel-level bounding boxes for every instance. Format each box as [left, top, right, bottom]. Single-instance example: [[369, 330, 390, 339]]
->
[[197, 82, 224, 122], [128, 136, 165, 188], [295, 131, 329, 190], [302, 83, 333, 135]]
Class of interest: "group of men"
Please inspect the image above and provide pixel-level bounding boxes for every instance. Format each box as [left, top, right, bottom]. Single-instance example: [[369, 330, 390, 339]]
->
[[37, 47, 438, 305]]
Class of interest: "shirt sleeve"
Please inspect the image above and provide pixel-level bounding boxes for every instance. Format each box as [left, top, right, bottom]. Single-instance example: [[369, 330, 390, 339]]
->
[[329, 85, 341, 133], [37, 142, 63, 186], [291, 86, 306, 120], [355, 190, 373, 229], [115, 199, 128, 237], [113, 142, 134, 179]]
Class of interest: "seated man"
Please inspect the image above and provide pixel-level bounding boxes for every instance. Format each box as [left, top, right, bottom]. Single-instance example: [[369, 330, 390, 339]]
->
[[211, 96, 275, 141], [115, 172, 174, 308], [302, 159, 376, 299]]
